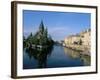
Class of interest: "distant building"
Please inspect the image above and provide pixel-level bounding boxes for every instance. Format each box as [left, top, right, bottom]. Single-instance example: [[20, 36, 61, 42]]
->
[[64, 35, 81, 45], [64, 28, 91, 47], [81, 29, 91, 46]]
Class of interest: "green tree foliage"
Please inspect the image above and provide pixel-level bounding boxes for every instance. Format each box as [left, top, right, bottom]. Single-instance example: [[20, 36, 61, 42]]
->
[[23, 36, 26, 47], [27, 32, 33, 44], [24, 21, 54, 48], [79, 39, 82, 45]]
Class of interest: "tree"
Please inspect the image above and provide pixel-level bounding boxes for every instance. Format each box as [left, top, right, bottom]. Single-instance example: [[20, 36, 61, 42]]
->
[[25, 20, 54, 48], [79, 39, 82, 45], [26, 32, 33, 45], [23, 36, 26, 47]]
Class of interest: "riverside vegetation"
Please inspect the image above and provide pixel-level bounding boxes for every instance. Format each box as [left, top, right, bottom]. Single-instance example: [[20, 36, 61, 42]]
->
[[23, 21, 54, 50]]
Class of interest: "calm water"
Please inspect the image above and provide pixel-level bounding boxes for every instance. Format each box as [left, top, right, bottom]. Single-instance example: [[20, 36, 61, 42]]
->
[[23, 44, 90, 69]]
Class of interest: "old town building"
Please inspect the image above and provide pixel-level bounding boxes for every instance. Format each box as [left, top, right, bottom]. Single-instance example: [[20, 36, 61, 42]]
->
[[64, 28, 91, 49]]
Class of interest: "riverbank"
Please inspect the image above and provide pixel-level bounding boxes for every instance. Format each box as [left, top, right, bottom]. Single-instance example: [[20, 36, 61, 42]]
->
[[64, 44, 90, 56], [23, 44, 90, 69]]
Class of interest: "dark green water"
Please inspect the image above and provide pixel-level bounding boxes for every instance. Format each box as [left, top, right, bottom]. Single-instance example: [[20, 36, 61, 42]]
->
[[23, 44, 90, 69]]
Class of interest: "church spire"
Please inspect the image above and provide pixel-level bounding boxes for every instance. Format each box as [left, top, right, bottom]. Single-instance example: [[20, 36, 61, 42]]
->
[[39, 20, 44, 32]]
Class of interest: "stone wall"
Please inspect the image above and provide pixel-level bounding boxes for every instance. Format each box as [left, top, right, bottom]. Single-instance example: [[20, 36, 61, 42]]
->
[[64, 28, 91, 54]]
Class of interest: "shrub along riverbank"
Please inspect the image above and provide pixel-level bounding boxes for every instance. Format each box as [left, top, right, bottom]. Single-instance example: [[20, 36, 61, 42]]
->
[[23, 21, 54, 49]]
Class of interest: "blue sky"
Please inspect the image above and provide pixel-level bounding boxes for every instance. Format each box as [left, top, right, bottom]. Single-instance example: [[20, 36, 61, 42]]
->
[[23, 10, 91, 41]]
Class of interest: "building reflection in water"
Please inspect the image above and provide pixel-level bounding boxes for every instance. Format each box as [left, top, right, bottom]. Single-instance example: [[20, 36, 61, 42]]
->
[[25, 46, 54, 68], [63, 47, 91, 66]]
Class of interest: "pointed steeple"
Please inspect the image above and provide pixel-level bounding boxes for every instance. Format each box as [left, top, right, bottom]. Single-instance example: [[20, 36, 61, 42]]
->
[[39, 20, 44, 32]]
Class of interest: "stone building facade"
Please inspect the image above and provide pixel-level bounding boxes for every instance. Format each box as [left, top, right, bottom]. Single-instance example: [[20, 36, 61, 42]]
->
[[64, 35, 81, 45], [81, 29, 91, 46], [64, 28, 91, 48]]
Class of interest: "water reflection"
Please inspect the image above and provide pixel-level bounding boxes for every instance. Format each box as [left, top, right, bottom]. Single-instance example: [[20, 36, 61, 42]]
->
[[23, 45, 91, 69], [25, 46, 54, 68], [63, 47, 91, 66], [64, 47, 81, 59], [80, 55, 91, 66]]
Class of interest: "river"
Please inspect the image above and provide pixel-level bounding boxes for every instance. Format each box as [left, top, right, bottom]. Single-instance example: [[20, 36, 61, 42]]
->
[[23, 44, 90, 69]]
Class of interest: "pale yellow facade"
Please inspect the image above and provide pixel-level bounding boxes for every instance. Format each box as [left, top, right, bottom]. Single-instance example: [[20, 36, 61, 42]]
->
[[64, 35, 81, 45], [64, 29, 91, 47], [82, 29, 91, 46]]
